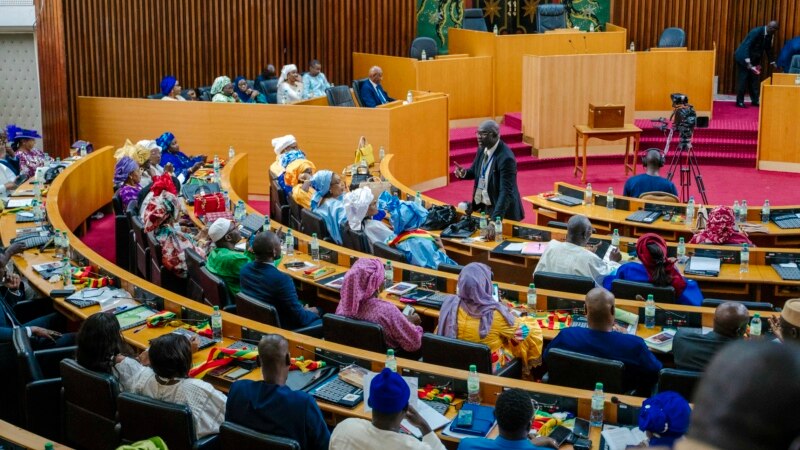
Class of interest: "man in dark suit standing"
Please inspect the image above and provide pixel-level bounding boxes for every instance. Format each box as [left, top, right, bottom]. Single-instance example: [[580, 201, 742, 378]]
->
[[359, 66, 395, 108], [454, 120, 524, 221], [734, 20, 779, 108]]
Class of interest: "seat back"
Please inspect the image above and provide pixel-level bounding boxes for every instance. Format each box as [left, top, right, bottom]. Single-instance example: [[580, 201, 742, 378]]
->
[[789, 55, 800, 74], [437, 262, 464, 274], [326, 85, 356, 107], [639, 191, 680, 203], [130, 215, 150, 280], [421, 333, 493, 373], [463, 8, 488, 32], [14, 327, 44, 382], [196, 86, 212, 101], [372, 241, 406, 263], [270, 179, 287, 224], [545, 348, 625, 394], [339, 222, 369, 253], [235, 292, 281, 327], [262, 79, 279, 104], [536, 4, 567, 32], [300, 208, 330, 241], [409, 37, 439, 60], [701, 298, 775, 312], [146, 93, 164, 100], [533, 271, 595, 295], [657, 27, 686, 48], [220, 421, 300, 450], [146, 231, 163, 285], [546, 220, 568, 230], [352, 78, 368, 107], [611, 279, 677, 303], [200, 266, 230, 307], [287, 194, 303, 230], [184, 247, 206, 303], [117, 392, 196, 450], [60, 359, 121, 450], [657, 368, 701, 401], [323, 314, 388, 353], [113, 192, 133, 272]]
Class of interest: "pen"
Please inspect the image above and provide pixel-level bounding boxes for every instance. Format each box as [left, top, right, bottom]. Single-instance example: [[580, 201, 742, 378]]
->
[[133, 324, 147, 333]]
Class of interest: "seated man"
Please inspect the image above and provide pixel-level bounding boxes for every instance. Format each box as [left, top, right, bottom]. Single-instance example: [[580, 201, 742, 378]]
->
[[458, 388, 557, 449], [330, 368, 445, 450], [672, 301, 750, 371], [205, 218, 253, 298], [226, 334, 330, 450], [623, 149, 678, 198], [544, 288, 662, 394], [239, 231, 322, 330], [770, 298, 800, 343], [534, 215, 621, 285], [359, 66, 395, 108]]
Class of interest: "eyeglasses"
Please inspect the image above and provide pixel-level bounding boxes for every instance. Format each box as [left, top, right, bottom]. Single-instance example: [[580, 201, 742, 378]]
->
[[80, 288, 104, 299], [476, 131, 491, 137]]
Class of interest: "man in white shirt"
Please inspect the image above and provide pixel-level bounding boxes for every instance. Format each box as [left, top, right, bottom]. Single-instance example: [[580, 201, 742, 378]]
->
[[534, 215, 621, 284], [330, 368, 446, 450]]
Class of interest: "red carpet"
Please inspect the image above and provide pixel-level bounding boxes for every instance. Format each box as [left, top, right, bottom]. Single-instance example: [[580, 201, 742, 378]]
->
[[81, 212, 117, 262]]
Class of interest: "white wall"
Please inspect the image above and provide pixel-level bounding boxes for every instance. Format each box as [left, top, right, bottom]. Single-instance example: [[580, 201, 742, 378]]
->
[[0, 2, 42, 141]]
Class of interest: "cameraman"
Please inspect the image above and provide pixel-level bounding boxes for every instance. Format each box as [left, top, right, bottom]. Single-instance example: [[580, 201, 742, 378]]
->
[[623, 149, 677, 198], [734, 21, 779, 108]]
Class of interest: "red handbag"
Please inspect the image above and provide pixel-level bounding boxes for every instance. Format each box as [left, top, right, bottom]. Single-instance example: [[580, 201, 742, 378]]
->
[[194, 193, 226, 217]]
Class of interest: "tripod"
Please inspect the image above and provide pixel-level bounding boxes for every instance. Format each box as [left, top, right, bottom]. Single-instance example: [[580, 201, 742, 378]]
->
[[666, 134, 708, 204]]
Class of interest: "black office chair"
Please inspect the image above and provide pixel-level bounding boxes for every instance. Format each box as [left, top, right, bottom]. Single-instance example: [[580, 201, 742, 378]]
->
[[701, 298, 775, 312], [147, 232, 187, 296], [372, 241, 406, 263], [789, 55, 800, 74], [270, 179, 289, 225], [533, 271, 595, 295], [352, 78, 368, 107], [536, 4, 567, 33], [437, 262, 464, 274], [546, 221, 568, 230], [410, 37, 438, 60], [545, 348, 625, 394], [130, 215, 150, 280], [326, 85, 356, 107], [300, 208, 331, 242], [422, 333, 521, 378], [233, 292, 324, 337], [123, 201, 139, 274], [112, 192, 132, 272], [656, 368, 701, 401], [184, 248, 206, 303], [340, 222, 369, 253], [657, 27, 686, 48], [60, 359, 121, 450], [463, 8, 488, 32], [611, 279, 676, 303], [199, 266, 230, 307], [219, 421, 300, 450], [261, 79, 279, 104], [323, 314, 388, 354], [146, 93, 164, 100], [286, 194, 303, 230], [117, 392, 218, 450], [196, 86, 212, 101], [14, 328, 74, 439]]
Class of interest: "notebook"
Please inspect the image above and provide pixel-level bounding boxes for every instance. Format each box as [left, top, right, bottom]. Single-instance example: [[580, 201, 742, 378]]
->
[[685, 256, 721, 276], [448, 403, 496, 437]]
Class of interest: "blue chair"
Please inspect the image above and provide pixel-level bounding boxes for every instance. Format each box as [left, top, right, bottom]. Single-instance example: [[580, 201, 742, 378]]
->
[[463, 8, 488, 32], [658, 27, 686, 48]]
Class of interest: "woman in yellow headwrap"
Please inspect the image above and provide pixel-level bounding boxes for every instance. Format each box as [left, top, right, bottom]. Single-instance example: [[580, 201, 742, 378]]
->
[[283, 159, 316, 209]]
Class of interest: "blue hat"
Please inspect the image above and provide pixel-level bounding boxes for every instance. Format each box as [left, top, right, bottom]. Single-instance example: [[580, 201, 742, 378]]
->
[[638, 391, 691, 446], [160, 75, 177, 96], [5, 124, 41, 141], [368, 368, 410, 414]]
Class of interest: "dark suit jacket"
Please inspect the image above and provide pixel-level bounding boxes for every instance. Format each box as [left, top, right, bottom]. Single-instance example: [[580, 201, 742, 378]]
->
[[0, 286, 26, 342], [461, 140, 524, 221], [672, 329, 735, 371], [359, 81, 394, 108], [734, 26, 775, 65]]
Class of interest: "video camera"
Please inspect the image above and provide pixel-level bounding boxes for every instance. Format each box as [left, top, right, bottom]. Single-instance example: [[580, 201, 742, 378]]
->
[[669, 92, 697, 142]]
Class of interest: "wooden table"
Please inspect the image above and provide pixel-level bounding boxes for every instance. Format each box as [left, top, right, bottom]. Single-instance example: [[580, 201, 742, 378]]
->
[[574, 124, 642, 183]]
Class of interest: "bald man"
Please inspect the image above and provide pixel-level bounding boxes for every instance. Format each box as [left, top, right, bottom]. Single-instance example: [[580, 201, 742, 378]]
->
[[672, 301, 750, 371], [359, 66, 395, 107], [225, 334, 330, 450], [734, 20, 779, 107], [544, 288, 661, 394], [534, 215, 621, 285], [623, 149, 677, 198], [454, 120, 524, 221]]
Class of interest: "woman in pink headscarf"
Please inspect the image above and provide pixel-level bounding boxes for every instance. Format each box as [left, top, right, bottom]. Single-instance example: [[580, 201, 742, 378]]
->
[[689, 206, 753, 246], [335, 258, 423, 352]]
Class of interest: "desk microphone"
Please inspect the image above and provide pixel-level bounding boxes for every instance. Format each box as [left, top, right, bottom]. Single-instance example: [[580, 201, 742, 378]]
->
[[610, 396, 636, 408], [226, 335, 261, 345], [568, 39, 579, 53], [583, 35, 588, 53], [655, 303, 687, 320]]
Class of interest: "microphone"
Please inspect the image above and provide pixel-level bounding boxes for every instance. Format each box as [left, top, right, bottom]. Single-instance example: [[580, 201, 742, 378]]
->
[[226, 335, 260, 345], [567, 39, 579, 53], [611, 396, 633, 408], [582, 35, 588, 53]]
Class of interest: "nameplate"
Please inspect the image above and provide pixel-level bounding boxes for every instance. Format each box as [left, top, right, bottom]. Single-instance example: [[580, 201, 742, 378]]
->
[[637, 307, 701, 328], [694, 248, 739, 264], [765, 252, 800, 265], [556, 185, 586, 200]]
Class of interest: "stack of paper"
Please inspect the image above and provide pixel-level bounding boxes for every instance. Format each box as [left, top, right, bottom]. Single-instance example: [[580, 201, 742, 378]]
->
[[644, 329, 677, 352], [521, 242, 548, 255], [601, 425, 648, 450]]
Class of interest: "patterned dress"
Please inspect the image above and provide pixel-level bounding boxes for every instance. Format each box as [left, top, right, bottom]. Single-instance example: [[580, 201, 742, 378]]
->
[[18, 148, 46, 178]]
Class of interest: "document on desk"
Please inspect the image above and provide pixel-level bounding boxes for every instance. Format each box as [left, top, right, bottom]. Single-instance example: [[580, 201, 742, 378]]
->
[[521, 242, 548, 255], [401, 400, 451, 437], [6, 198, 34, 208], [601, 425, 648, 450], [503, 242, 526, 253], [685, 256, 721, 276]]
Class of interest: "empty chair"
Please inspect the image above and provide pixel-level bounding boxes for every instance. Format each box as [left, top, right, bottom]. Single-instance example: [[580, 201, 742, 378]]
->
[[463, 8, 488, 32], [340, 222, 369, 253], [233, 292, 323, 337], [199, 266, 230, 307], [147, 232, 187, 296], [270, 179, 288, 225], [789, 55, 800, 74], [300, 208, 331, 241], [657, 27, 686, 48], [325, 85, 356, 107], [372, 241, 406, 263], [536, 4, 567, 33], [545, 348, 625, 394], [351, 78, 368, 107], [701, 298, 775, 312], [657, 368, 701, 401], [117, 392, 218, 450], [146, 93, 164, 100], [219, 421, 300, 450], [611, 279, 676, 303], [184, 248, 206, 303], [639, 191, 679, 203], [60, 358, 121, 450], [286, 194, 303, 230], [323, 314, 388, 354], [533, 271, 595, 295], [112, 192, 133, 272], [409, 37, 438, 60], [130, 215, 150, 280], [421, 333, 521, 378], [196, 86, 212, 101], [546, 220, 568, 230], [261, 79, 279, 104], [437, 262, 464, 274]]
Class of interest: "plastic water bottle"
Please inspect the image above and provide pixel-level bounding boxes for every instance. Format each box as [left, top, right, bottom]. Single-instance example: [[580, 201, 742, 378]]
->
[[795, 74, 800, 86], [527, 283, 537, 309], [378, 146, 385, 162], [61, 258, 72, 287], [263, 215, 271, 233], [606, 187, 615, 210], [611, 229, 620, 247], [493, 24, 498, 35], [494, 217, 503, 242], [54, 230, 65, 258], [384, 260, 393, 289], [310, 233, 320, 261], [740, 200, 748, 223], [761, 200, 770, 224], [590, 382, 604, 427], [213, 155, 221, 181], [686, 196, 695, 226], [33, 181, 41, 203], [584, 183, 593, 206], [406, 90, 413, 104], [421, 49, 427, 60], [479, 212, 488, 236], [677, 237, 686, 263], [79, 143, 87, 157], [740, 243, 750, 273], [234, 200, 245, 222], [285, 229, 294, 256], [645, 294, 656, 329], [44, 442, 54, 450], [228, 145, 235, 159], [385, 349, 397, 372], [32, 200, 43, 223], [211, 305, 223, 342], [467, 365, 481, 404], [222, 190, 231, 211], [589, 23, 595, 32], [62, 231, 70, 258], [750, 313, 762, 337], [732, 201, 740, 223], [415, 191, 423, 207], [629, 41, 635, 52]]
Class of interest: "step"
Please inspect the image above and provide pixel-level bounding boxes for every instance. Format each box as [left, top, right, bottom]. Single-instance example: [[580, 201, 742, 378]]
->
[[504, 112, 523, 130], [450, 124, 524, 148], [450, 141, 532, 160]]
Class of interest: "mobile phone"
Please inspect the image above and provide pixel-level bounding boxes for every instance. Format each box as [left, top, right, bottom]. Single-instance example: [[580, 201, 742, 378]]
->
[[456, 409, 473, 427], [573, 418, 590, 438], [224, 367, 251, 380], [547, 426, 573, 447], [402, 305, 415, 316]]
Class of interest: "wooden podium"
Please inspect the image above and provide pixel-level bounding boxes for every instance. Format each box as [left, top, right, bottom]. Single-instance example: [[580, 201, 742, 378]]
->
[[521, 53, 636, 158], [758, 74, 800, 173]]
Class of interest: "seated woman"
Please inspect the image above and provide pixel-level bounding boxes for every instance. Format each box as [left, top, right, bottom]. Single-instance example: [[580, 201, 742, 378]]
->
[[114, 156, 142, 210], [436, 263, 544, 377], [0, 143, 20, 200], [689, 206, 753, 246], [268, 134, 306, 180], [603, 233, 703, 306], [310, 170, 347, 245], [129, 333, 226, 439], [233, 76, 267, 104], [210, 75, 239, 103], [114, 139, 152, 180], [343, 187, 394, 251], [335, 258, 423, 352], [156, 132, 206, 181], [76, 311, 148, 392], [136, 139, 166, 187], [5, 124, 45, 178], [160, 75, 185, 101], [277, 64, 304, 104], [282, 158, 315, 199]]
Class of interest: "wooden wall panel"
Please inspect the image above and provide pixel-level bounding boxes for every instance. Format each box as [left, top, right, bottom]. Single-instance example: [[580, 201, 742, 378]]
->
[[612, 0, 800, 95], [34, 0, 70, 155]]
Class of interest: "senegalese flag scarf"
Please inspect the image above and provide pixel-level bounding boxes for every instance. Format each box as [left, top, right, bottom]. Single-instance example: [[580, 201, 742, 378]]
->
[[189, 346, 259, 378], [388, 229, 435, 247]]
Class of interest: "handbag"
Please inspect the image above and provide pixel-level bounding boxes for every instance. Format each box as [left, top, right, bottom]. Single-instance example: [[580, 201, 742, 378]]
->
[[421, 205, 457, 231], [181, 182, 220, 205], [194, 192, 226, 217], [357, 176, 391, 198], [441, 214, 478, 238], [354, 136, 375, 166]]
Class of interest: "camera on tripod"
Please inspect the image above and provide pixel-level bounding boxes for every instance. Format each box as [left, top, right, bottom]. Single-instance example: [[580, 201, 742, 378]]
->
[[670, 93, 697, 144]]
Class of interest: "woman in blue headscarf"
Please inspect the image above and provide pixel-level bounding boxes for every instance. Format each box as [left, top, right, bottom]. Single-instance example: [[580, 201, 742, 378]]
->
[[156, 132, 206, 181], [160, 76, 185, 101], [233, 76, 267, 104], [310, 170, 347, 245]]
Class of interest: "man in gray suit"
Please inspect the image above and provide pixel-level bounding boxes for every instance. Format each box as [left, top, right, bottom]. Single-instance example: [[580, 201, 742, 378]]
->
[[672, 302, 750, 371]]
